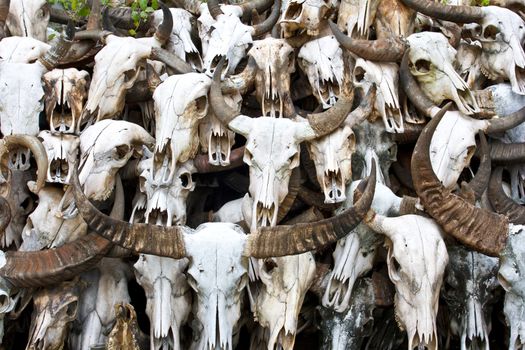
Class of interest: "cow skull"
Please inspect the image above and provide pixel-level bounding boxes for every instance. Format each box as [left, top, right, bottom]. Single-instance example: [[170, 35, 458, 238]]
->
[[6, 0, 49, 42], [298, 35, 344, 109], [39, 131, 80, 184], [280, 0, 334, 37], [406, 32, 480, 115], [43, 68, 90, 134]]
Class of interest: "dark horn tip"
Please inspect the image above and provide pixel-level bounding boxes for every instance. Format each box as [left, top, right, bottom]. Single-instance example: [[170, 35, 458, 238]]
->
[[65, 21, 76, 40]]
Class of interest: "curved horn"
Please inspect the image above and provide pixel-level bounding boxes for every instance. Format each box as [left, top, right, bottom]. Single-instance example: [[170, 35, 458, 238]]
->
[[399, 0, 484, 23], [0, 135, 48, 193], [488, 167, 525, 225], [239, 0, 274, 19], [210, 58, 242, 126], [411, 102, 508, 257], [305, 87, 355, 137], [154, 2, 173, 44], [207, 0, 224, 19], [246, 161, 376, 258], [251, 0, 281, 37], [149, 47, 193, 73], [329, 21, 406, 62], [345, 85, 376, 128], [71, 166, 187, 259], [391, 122, 426, 144], [221, 56, 257, 94], [485, 106, 525, 134], [38, 22, 75, 71], [490, 141, 525, 165], [467, 132, 491, 200], [194, 146, 245, 173]]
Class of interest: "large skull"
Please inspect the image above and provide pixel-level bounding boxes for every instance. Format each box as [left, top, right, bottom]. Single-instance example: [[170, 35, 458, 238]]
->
[[0, 36, 49, 63], [27, 279, 83, 350], [443, 246, 499, 350], [134, 254, 191, 350], [365, 213, 448, 350], [39, 131, 80, 184], [79, 120, 154, 201], [353, 59, 403, 133], [153, 73, 210, 178], [406, 32, 480, 115], [280, 0, 333, 37], [43, 68, 90, 134], [6, 0, 49, 42], [249, 38, 295, 118], [298, 36, 344, 109]]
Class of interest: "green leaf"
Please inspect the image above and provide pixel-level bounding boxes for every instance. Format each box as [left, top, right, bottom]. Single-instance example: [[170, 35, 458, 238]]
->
[[140, 11, 149, 19], [139, 0, 148, 10], [145, 6, 155, 13], [152, 0, 159, 8], [78, 6, 90, 17], [47, 33, 56, 41], [129, 28, 137, 36]]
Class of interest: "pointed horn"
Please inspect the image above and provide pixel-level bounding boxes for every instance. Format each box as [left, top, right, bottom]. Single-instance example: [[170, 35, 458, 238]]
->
[[490, 141, 525, 165], [149, 47, 193, 73], [209, 58, 242, 126], [329, 21, 406, 62], [38, 22, 75, 71], [0, 135, 48, 194], [488, 167, 525, 225], [194, 146, 245, 173], [251, 0, 281, 37], [221, 56, 257, 94], [154, 2, 173, 44], [467, 132, 491, 200], [305, 87, 355, 137], [411, 102, 508, 257], [486, 106, 525, 134], [207, 0, 224, 19], [399, 0, 484, 23], [71, 165, 187, 259], [87, 0, 102, 30], [246, 161, 376, 258]]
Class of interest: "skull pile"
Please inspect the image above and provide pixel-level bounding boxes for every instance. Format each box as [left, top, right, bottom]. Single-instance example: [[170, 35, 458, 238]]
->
[[4, 0, 525, 349]]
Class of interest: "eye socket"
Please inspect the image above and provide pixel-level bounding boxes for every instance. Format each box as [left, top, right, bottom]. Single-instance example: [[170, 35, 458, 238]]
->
[[114, 144, 130, 160], [388, 255, 402, 282], [0, 295, 8, 309], [194, 96, 207, 115], [179, 172, 193, 189], [413, 59, 431, 74], [65, 300, 78, 318], [353, 66, 366, 83], [284, 2, 302, 20], [483, 25, 500, 40], [263, 258, 277, 274]]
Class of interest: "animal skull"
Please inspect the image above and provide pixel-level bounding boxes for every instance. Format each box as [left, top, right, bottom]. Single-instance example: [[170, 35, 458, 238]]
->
[[39, 131, 80, 184], [0, 36, 50, 63], [6, 0, 49, 42], [336, 0, 380, 37], [280, 0, 333, 37]]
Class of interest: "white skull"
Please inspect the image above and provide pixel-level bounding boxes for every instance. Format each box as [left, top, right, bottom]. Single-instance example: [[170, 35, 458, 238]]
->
[[0, 36, 50, 63], [20, 186, 87, 251], [134, 254, 191, 350], [43, 68, 90, 134], [249, 38, 295, 118], [307, 125, 355, 203], [280, 0, 333, 37], [353, 59, 403, 133], [407, 32, 480, 115], [39, 131, 80, 184], [365, 213, 448, 350], [337, 0, 380, 37], [6, 0, 49, 42], [79, 120, 154, 201], [298, 36, 344, 109]]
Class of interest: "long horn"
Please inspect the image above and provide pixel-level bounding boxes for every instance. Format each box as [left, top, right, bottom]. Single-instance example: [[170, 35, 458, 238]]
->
[[210, 58, 242, 126], [485, 106, 525, 134], [0, 135, 48, 194], [239, 0, 273, 20], [399, 0, 484, 23], [207, 0, 224, 19], [38, 22, 75, 71], [490, 141, 525, 165], [488, 167, 525, 225], [466, 132, 491, 200], [329, 21, 406, 62], [154, 1, 173, 44], [246, 161, 376, 258], [391, 122, 426, 144], [71, 166, 187, 259], [411, 102, 508, 257], [251, 0, 281, 37]]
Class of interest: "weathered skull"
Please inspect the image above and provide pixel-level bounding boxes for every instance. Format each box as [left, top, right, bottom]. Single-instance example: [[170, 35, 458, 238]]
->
[[0, 36, 49, 63], [498, 225, 525, 350], [407, 32, 480, 115], [20, 185, 86, 251], [27, 279, 83, 350], [353, 59, 403, 133], [43, 68, 90, 134], [184, 223, 249, 350], [456, 40, 484, 90], [365, 213, 448, 350], [337, 0, 380, 37], [151, 8, 202, 71], [443, 246, 499, 350], [6, 0, 49, 42], [39, 131, 80, 184], [153, 73, 210, 178], [79, 120, 154, 201], [134, 254, 191, 350], [298, 36, 344, 109], [307, 125, 355, 203], [249, 37, 295, 118], [251, 253, 316, 350], [280, 0, 333, 37]]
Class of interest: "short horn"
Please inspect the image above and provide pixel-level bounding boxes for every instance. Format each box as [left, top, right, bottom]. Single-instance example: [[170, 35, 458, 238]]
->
[[490, 141, 525, 165], [329, 21, 406, 62], [154, 1, 173, 44], [71, 165, 187, 259], [0, 135, 48, 193], [411, 102, 508, 257], [251, 0, 281, 37], [399, 0, 484, 23], [488, 167, 525, 225], [246, 161, 376, 258], [207, 0, 224, 19], [39, 22, 75, 71], [209, 58, 242, 126], [467, 132, 491, 200], [486, 106, 525, 134]]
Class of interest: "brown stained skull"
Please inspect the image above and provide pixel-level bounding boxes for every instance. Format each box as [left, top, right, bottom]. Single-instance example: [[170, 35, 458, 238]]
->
[[336, 0, 379, 38], [39, 131, 80, 185], [43, 69, 90, 135]]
